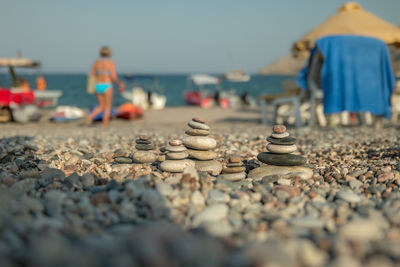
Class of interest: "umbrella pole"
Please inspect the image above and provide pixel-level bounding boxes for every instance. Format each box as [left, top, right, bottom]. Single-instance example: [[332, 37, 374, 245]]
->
[[9, 66, 18, 87]]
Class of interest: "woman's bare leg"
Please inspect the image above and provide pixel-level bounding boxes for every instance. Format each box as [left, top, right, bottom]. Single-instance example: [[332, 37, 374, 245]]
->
[[88, 94, 106, 122], [103, 88, 113, 128]]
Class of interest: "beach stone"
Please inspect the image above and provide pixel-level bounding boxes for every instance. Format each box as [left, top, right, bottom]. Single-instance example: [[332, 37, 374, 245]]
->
[[114, 156, 133, 164], [155, 182, 173, 197], [169, 139, 182, 146], [183, 136, 216, 150], [139, 135, 149, 141], [166, 152, 189, 160], [222, 166, 246, 173], [229, 156, 242, 163], [135, 139, 151, 144], [186, 149, 217, 160], [257, 152, 306, 166], [132, 151, 157, 163], [267, 136, 297, 145], [135, 144, 153, 151], [339, 219, 382, 241], [208, 189, 229, 203], [267, 144, 297, 154], [192, 117, 205, 123], [220, 172, 246, 182], [160, 159, 195, 173], [226, 162, 244, 167], [194, 160, 222, 174], [191, 190, 205, 205], [185, 129, 210, 136], [192, 203, 228, 227], [166, 145, 186, 152], [248, 165, 313, 180], [272, 125, 286, 134], [271, 132, 289, 138], [289, 217, 325, 229], [81, 173, 96, 187], [336, 190, 361, 203], [188, 120, 210, 130]]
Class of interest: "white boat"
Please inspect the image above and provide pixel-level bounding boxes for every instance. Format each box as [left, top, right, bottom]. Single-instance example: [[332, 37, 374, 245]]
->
[[224, 70, 251, 82], [121, 75, 166, 110]]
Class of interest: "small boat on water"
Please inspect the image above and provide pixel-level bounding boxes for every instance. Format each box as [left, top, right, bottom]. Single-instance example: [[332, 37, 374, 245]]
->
[[184, 74, 229, 108], [223, 69, 251, 82], [0, 57, 63, 122], [122, 75, 166, 110]]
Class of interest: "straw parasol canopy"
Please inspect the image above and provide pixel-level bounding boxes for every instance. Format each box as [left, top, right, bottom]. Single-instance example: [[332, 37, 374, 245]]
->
[[292, 2, 400, 57], [259, 54, 306, 75], [0, 58, 40, 68]]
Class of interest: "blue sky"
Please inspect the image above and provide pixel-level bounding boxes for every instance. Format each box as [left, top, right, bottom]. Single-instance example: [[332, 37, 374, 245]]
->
[[1, 0, 399, 74]]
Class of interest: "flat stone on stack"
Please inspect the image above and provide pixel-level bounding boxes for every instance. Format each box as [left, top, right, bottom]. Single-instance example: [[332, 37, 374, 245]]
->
[[132, 136, 157, 163], [160, 139, 194, 173], [220, 156, 246, 182], [249, 125, 312, 180], [183, 118, 222, 174]]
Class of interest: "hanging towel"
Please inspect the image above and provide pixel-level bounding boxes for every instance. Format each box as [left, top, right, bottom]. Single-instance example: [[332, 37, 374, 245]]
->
[[297, 35, 395, 118]]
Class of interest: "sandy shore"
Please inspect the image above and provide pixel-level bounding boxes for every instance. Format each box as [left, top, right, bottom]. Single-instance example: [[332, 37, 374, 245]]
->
[[0, 106, 399, 266]]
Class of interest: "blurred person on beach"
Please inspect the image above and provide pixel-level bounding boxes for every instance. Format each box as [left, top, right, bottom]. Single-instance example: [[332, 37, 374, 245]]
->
[[36, 76, 46, 91], [19, 78, 30, 91], [87, 46, 125, 128]]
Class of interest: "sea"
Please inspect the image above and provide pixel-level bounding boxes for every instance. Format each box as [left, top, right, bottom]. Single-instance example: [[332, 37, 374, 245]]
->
[[0, 73, 295, 108]]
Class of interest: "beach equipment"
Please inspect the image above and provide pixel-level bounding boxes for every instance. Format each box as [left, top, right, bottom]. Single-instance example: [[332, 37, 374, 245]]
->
[[116, 103, 144, 120], [261, 35, 395, 127], [90, 105, 116, 121], [52, 106, 84, 122], [296, 35, 395, 124], [292, 2, 400, 57]]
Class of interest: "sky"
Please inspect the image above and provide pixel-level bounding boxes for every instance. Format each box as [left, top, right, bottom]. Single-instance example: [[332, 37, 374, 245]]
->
[[1, 0, 400, 74]]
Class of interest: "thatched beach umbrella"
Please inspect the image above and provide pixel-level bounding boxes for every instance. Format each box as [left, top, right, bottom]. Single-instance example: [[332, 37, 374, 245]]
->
[[259, 54, 307, 75], [292, 2, 400, 57]]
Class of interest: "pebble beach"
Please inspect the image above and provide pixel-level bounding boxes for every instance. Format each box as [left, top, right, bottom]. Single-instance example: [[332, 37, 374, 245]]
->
[[1, 106, 400, 267]]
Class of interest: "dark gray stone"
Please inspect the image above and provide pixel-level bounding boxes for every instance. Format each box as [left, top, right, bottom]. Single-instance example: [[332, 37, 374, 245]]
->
[[257, 152, 306, 166], [135, 144, 154, 151], [136, 139, 151, 144], [267, 136, 297, 145], [81, 173, 96, 187], [40, 168, 66, 180]]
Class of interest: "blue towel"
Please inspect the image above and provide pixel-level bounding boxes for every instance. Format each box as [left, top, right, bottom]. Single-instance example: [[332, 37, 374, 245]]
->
[[297, 35, 395, 118]]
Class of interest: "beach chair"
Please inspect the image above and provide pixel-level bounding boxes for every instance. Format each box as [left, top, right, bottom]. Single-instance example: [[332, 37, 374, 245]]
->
[[259, 51, 324, 128], [296, 35, 395, 128]]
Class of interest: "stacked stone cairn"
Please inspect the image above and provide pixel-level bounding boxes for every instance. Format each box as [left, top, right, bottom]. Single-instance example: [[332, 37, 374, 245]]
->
[[132, 135, 157, 164], [220, 156, 246, 182], [160, 139, 194, 173], [183, 118, 222, 174], [248, 125, 313, 180]]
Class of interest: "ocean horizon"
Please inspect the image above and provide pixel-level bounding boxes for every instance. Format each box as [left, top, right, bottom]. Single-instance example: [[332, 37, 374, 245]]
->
[[0, 73, 295, 108]]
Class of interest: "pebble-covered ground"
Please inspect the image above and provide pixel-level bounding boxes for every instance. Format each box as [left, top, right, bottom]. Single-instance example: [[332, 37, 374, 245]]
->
[[0, 108, 400, 267]]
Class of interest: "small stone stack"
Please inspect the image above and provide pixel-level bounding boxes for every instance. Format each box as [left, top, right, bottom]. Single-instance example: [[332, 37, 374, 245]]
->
[[220, 156, 246, 182], [160, 139, 194, 173], [248, 125, 312, 180], [132, 135, 157, 164], [183, 118, 222, 174]]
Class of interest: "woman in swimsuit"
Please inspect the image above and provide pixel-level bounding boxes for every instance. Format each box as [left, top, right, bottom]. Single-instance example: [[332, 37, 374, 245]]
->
[[87, 46, 125, 127]]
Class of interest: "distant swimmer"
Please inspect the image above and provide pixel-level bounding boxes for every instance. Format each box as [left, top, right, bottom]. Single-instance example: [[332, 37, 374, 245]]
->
[[36, 76, 47, 91], [87, 46, 125, 128]]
